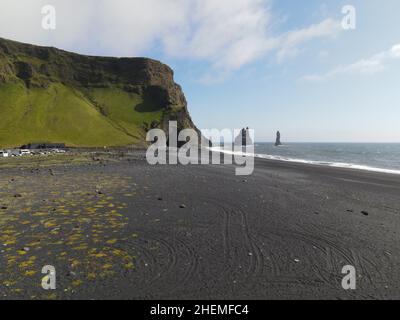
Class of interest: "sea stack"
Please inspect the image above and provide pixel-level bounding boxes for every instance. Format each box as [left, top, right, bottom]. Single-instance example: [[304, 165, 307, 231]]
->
[[235, 127, 253, 146], [275, 131, 282, 147]]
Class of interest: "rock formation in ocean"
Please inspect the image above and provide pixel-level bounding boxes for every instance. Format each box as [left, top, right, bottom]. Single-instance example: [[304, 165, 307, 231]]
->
[[275, 131, 282, 146], [235, 127, 253, 146]]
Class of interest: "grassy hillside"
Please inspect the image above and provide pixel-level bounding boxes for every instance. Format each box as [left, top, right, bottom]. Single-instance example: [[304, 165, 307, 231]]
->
[[0, 82, 165, 147], [0, 37, 197, 148], [86, 87, 164, 139]]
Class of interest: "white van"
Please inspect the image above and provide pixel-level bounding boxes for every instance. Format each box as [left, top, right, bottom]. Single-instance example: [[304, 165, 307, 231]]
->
[[0, 151, 9, 158], [20, 149, 31, 156]]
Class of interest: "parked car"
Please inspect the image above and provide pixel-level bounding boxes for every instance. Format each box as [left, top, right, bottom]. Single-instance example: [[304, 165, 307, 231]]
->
[[0, 150, 9, 158]]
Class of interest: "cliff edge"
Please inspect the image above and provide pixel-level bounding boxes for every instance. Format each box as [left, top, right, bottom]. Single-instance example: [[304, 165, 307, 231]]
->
[[0, 37, 198, 148]]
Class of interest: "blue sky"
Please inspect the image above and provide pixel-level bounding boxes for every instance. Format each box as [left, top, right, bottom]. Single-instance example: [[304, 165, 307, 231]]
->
[[1, 0, 399, 142]]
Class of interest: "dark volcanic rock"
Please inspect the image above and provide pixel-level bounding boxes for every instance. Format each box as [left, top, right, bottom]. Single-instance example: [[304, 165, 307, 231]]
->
[[275, 131, 282, 147], [235, 127, 253, 146]]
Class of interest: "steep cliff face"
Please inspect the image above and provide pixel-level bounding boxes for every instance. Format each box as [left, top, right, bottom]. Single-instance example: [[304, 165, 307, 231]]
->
[[0, 37, 198, 148]]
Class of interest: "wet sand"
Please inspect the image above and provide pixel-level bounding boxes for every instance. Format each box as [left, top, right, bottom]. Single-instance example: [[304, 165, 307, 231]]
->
[[1, 151, 400, 300]]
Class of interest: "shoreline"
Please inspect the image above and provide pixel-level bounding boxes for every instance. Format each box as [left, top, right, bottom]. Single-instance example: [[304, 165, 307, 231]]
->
[[2, 144, 400, 176], [208, 146, 400, 176], [254, 156, 400, 179]]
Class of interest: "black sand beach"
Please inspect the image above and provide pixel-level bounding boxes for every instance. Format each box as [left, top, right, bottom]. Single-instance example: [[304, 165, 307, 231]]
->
[[1, 151, 400, 300]]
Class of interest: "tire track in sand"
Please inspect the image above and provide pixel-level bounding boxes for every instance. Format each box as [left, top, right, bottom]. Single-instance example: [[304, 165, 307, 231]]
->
[[131, 233, 199, 292], [198, 197, 266, 280], [238, 206, 264, 278]]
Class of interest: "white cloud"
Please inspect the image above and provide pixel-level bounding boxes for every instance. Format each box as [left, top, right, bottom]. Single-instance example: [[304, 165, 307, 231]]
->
[[163, 0, 274, 71], [0, 0, 341, 77], [0, 0, 98, 51], [98, 0, 188, 56], [302, 43, 400, 82], [276, 18, 341, 62]]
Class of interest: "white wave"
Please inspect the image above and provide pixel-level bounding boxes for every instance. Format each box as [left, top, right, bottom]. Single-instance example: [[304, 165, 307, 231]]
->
[[207, 146, 400, 175]]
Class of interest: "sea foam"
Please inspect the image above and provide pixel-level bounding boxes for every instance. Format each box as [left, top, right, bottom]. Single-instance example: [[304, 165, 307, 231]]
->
[[208, 146, 400, 175]]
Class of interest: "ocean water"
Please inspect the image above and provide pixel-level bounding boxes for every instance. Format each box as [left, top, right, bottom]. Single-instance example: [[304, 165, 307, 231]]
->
[[253, 143, 400, 174], [211, 143, 400, 175]]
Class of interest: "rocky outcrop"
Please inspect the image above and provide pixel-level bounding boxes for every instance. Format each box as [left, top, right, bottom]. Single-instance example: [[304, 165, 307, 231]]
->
[[275, 131, 282, 146], [235, 127, 253, 146], [0, 37, 199, 146]]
